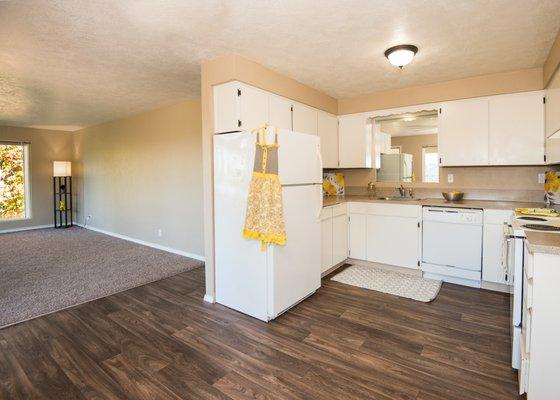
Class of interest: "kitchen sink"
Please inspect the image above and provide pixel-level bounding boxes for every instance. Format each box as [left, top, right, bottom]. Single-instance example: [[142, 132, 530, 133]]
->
[[376, 196, 421, 201]]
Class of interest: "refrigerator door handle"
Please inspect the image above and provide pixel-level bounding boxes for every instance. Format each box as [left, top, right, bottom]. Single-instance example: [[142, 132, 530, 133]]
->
[[316, 184, 323, 221], [316, 143, 323, 182]]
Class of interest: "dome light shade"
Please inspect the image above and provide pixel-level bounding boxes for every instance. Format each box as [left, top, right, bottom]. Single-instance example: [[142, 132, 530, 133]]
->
[[384, 45, 418, 68]]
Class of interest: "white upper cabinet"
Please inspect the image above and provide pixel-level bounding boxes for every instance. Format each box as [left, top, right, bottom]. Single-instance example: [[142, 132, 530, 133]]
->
[[338, 114, 373, 168], [238, 85, 269, 132], [292, 102, 318, 135], [438, 97, 489, 166], [318, 111, 339, 168], [269, 94, 293, 131], [546, 130, 560, 164], [213, 82, 240, 133], [488, 91, 544, 165], [213, 82, 268, 133], [545, 70, 560, 139], [439, 92, 546, 166]]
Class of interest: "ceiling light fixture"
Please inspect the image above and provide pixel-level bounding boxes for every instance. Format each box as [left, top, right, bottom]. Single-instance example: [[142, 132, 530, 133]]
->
[[384, 44, 418, 69]]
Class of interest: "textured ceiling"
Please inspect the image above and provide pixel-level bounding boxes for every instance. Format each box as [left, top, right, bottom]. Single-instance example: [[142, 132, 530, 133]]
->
[[380, 114, 438, 137], [1, 0, 560, 130]]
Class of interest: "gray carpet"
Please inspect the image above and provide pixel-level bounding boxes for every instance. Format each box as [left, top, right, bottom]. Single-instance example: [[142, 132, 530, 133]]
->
[[0, 227, 203, 328]]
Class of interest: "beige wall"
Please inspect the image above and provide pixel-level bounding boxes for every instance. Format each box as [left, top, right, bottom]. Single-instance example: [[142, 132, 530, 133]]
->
[[390, 134, 438, 182], [0, 125, 74, 231], [73, 99, 204, 258], [338, 68, 543, 115], [201, 54, 338, 300], [544, 28, 560, 87]]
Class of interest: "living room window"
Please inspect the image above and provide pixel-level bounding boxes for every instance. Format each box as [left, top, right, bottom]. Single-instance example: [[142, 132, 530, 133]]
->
[[0, 142, 30, 220]]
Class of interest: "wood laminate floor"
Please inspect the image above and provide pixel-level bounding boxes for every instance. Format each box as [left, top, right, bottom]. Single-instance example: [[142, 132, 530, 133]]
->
[[0, 265, 522, 399]]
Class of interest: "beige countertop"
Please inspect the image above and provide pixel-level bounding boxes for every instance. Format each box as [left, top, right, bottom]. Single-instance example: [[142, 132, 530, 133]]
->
[[323, 194, 560, 256], [524, 231, 560, 256], [322, 194, 544, 210]]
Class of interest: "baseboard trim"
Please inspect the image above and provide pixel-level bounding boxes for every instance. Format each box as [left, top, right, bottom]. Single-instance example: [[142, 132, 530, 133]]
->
[[203, 294, 215, 303], [0, 224, 51, 234], [80, 225, 205, 262], [321, 261, 347, 278]]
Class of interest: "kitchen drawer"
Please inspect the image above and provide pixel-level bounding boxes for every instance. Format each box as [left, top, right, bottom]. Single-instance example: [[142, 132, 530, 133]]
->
[[347, 202, 369, 214], [366, 203, 420, 218], [523, 272, 533, 310], [483, 209, 513, 225], [522, 299, 532, 354], [320, 207, 333, 221], [331, 203, 347, 217]]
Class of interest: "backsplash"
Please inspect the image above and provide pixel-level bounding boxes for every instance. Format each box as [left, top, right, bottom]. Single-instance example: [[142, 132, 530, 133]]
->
[[335, 165, 560, 203], [345, 185, 546, 203]]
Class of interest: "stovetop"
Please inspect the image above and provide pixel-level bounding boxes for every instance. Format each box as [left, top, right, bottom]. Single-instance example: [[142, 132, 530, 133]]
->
[[521, 224, 560, 232], [517, 216, 548, 222]]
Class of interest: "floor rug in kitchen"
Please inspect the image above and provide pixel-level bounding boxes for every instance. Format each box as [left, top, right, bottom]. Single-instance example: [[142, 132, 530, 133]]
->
[[331, 264, 442, 302]]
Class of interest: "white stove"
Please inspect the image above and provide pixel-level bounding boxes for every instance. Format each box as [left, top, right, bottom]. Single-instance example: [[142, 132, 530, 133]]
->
[[507, 213, 560, 370]]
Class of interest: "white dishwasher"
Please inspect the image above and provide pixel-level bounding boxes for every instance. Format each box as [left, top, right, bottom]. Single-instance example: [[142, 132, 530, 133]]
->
[[422, 207, 483, 287]]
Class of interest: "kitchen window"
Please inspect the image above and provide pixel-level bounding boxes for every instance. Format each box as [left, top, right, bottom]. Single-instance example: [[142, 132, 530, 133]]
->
[[0, 142, 30, 220], [422, 146, 439, 183]]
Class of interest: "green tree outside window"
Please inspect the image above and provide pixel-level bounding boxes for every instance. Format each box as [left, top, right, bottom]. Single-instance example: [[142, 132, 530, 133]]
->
[[0, 144, 26, 219]]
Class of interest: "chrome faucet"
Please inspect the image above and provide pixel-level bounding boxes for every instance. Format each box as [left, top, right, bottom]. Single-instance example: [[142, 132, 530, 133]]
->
[[397, 184, 406, 197]]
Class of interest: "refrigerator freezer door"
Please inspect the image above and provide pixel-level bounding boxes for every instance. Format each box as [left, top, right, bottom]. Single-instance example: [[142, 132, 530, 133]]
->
[[268, 184, 322, 318], [214, 132, 269, 321], [277, 130, 322, 185]]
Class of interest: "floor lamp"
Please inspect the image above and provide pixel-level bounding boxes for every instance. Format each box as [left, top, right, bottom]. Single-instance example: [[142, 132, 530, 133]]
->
[[53, 161, 73, 228]]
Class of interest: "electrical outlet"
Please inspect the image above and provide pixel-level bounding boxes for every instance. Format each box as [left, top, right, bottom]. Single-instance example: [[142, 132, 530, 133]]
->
[[157, 228, 163, 237], [447, 174, 454, 183], [538, 173, 546, 184]]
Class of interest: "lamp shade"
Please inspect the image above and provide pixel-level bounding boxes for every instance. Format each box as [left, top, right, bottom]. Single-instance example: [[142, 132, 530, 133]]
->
[[53, 161, 72, 177]]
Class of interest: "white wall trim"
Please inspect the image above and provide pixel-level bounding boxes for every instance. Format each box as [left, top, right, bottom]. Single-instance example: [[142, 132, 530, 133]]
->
[[203, 294, 215, 303], [0, 224, 51, 234], [79, 224, 205, 262]]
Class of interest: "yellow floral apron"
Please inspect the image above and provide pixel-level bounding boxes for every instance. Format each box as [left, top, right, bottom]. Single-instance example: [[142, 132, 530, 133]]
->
[[242, 125, 287, 250]]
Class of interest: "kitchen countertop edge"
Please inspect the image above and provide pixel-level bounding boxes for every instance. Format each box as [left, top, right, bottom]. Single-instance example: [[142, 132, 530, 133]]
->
[[323, 195, 560, 255]]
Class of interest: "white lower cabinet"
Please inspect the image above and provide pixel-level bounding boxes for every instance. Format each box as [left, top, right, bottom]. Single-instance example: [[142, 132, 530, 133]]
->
[[320, 208, 333, 273], [365, 204, 421, 269], [320, 204, 348, 273], [366, 214, 419, 269], [348, 203, 421, 269], [520, 248, 560, 399], [348, 213, 367, 260], [482, 209, 513, 284], [332, 212, 348, 265]]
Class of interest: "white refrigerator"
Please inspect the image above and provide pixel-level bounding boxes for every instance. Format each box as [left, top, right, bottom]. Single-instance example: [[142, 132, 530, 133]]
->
[[213, 129, 323, 322], [377, 153, 413, 182]]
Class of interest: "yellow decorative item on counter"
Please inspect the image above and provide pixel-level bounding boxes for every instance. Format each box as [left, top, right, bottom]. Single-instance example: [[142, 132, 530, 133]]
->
[[545, 171, 560, 205], [242, 125, 287, 250], [515, 208, 559, 217], [323, 172, 345, 196]]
